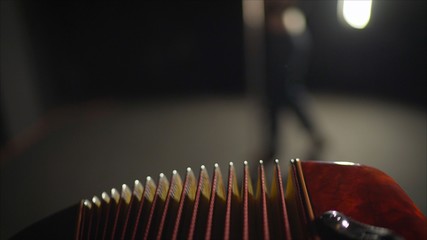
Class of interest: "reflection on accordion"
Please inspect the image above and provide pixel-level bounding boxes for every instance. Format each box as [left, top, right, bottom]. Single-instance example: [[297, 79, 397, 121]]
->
[[12, 159, 427, 240]]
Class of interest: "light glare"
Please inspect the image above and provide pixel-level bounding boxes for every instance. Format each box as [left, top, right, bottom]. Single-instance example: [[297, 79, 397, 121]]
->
[[282, 7, 306, 36], [340, 0, 372, 29]]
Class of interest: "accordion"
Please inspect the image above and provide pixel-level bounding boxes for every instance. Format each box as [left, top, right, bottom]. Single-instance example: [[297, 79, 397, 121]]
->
[[12, 159, 427, 240]]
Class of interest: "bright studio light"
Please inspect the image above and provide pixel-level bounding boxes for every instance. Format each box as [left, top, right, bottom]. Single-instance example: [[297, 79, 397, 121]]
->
[[339, 0, 372, 29]]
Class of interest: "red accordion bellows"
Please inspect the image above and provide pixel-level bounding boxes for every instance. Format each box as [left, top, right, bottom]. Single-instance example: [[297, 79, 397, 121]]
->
[[75, 160, 291, 240]]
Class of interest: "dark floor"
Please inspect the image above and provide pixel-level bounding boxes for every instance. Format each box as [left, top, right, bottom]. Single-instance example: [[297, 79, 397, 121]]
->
[[1, 93, 425, 239]]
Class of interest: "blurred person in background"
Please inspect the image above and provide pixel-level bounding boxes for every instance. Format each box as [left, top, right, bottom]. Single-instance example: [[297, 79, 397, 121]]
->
[[263, 1, 324, 162]]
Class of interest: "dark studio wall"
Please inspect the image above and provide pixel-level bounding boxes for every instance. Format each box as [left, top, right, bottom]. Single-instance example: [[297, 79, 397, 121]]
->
[[21, 2, 245, 106], [9, 1, 427, 106]]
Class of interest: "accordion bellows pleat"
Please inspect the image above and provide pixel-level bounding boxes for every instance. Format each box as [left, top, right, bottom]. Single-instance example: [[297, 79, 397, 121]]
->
[[76, 160, 292, 240]]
